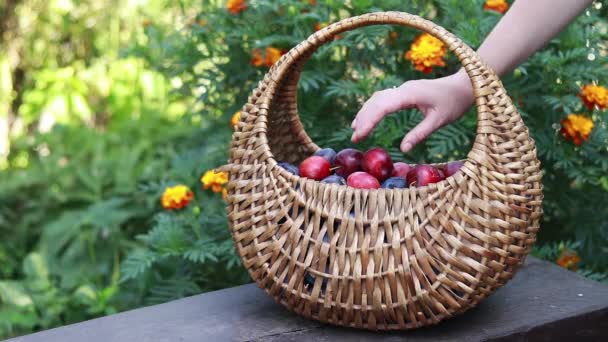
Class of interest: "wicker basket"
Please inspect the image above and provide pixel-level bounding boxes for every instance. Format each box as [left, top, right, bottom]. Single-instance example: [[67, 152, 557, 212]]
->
[[223, 11, 543, 330]]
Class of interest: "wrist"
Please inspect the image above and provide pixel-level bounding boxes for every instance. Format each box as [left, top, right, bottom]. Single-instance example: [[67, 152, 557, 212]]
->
[[449, 69, 475, 105]]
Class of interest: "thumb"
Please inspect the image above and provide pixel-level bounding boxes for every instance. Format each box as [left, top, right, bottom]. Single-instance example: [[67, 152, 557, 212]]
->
[[352, 84, 418, 142], [400, 114, 442, 153]]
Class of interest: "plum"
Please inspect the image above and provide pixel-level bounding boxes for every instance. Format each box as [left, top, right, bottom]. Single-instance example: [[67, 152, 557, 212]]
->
[[406, 165, 444, 187], [321, 174, 346, 185], [334, 148, 363, 177], [303, 272, 315, 289], [381, 176, 407, 189], [392, 162, 412, 178], [362, 147, 394, 181], [299, 156, 331, 180], [303, 271, 327, 293], [347, 171, 381, 189], [278, 162, 299, 175], [443, 161, 465, 177], [314, 148, 337, 165]]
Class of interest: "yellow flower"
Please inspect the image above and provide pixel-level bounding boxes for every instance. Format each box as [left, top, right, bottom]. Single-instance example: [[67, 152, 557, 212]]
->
[[231, 111, 241, 128], [556, 249, 581, 270], [405, 33, 447, 74], [250, 47, 284, 68], [227, 0, 247, 15], [161, 185, 194, 210], [484, 0, 509, 14], [560, 114, 594, 146], [579, 84, 608, 111], [201, 170, 229, 193]]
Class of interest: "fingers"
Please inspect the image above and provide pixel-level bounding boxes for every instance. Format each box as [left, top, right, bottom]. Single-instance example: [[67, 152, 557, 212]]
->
[[350, 81, 445, 152], [400, 115, 443, 153], [351, 84, 417, 143]]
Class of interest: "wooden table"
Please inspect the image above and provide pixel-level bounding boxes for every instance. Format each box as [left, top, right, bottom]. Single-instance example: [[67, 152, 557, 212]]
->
[[8, 257, 608, 342]]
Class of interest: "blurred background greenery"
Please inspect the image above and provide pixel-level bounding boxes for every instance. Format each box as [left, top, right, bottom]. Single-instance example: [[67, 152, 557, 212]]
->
[[0, 0, 607, 338]]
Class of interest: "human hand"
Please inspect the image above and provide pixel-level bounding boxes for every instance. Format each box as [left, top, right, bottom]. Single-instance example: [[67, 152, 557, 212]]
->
[[350, 71, 474, 153]]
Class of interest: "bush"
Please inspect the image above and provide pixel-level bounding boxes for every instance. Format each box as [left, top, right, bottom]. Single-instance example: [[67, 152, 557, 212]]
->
[[0, 112, 194, 335], [0, 0, 203, 335], [133, 0, 607, 284]]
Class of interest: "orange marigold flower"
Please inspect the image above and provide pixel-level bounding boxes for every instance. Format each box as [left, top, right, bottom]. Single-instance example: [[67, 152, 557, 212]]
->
[[201, 170, 229, 193], [556, 250, 581, 270], [227, 0, 247, 15], [387, 31, 399, 45], [161, 185, 194, 210], [578, 84, 608, 111], [265, 47, 283, 66], [560, 114, 594, 146], [484, 0, 509, 14], [250, 47, 284, 68], [314, 22, 328, 32], [405, 33, 447, 74], [250, 49, 265, 67], [231, 111, 241, 128]]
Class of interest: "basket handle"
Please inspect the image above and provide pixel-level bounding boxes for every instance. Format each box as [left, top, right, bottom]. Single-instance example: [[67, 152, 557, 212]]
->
[[242, 11, 531, 172]]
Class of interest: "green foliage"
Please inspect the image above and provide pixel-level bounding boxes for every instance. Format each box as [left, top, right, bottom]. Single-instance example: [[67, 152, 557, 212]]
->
[[0, 85, 244, 337], [0, 111, 196, 336], [0, 252, 121, 335], [115, 119, 250, 306], [138, 0, 607, 292], [532, 241, 608, 284], [120, 210, 248, 305]]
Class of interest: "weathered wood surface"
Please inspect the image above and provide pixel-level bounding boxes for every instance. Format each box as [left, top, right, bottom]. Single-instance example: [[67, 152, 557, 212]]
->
[[8, 257, 608, 342]]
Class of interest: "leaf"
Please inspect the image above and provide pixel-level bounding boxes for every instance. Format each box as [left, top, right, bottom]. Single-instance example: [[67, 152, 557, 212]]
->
[[0, 281, 34, 307], [23, 253, 49, 282], [120, 250, 158, 282], [145, 279, 201, 305], [145, 215, 192, 256], [426, 122, 473, 159], [325, 80, 366, 99], [73, 285, 98, 305], [183, 240, 218, 263], [299, 71, 333, 93], [577, 269, 608, 284]]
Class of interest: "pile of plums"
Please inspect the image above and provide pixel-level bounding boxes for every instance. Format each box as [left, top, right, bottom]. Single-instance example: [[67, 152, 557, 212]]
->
[[278, 147, 464, 189]]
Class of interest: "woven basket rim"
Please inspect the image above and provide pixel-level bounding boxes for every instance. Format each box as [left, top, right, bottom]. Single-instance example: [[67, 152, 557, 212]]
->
[[248, 11, 500, 200]]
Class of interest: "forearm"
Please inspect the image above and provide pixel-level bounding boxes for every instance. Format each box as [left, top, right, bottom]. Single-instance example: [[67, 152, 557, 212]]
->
[[453, 0, 593, 98], [477, 0, 593, 76]]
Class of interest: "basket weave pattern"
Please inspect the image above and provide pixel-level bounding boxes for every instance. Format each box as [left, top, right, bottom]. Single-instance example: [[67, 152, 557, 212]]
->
[[224, 12, 543, 330]]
